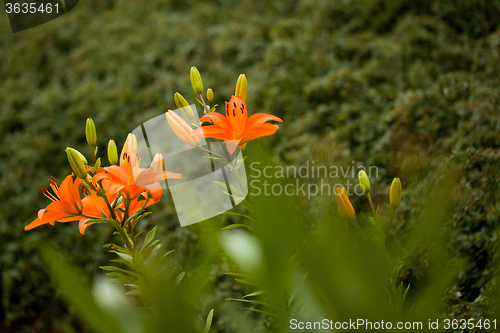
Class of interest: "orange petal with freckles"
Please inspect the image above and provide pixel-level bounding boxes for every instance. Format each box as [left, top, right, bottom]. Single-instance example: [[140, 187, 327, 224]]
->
[[191, 126, 231, 141], [199, 112, 233, 133]]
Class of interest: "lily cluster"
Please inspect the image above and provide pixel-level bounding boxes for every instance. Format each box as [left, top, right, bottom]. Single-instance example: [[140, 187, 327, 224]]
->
[[166, 68, 283, 155], [25, 122, 181, 236], [334, 170, 403, 225]]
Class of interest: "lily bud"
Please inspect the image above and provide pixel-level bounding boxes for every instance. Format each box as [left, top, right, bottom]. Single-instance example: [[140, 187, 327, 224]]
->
[[107, 140, 118, 165], [190, 66, 203, 95], [235, 74, 248, 101], [334, 186, 356, 222], [390, 177, 402, 209], [93, 157, 101, 172], [358, 170, 371, 193], [207, 88, 214, 102], [166, 110, 201, 147], [66, 148, 88, 179], [174, 92, 195, 120], [85, 118, 97, 147]]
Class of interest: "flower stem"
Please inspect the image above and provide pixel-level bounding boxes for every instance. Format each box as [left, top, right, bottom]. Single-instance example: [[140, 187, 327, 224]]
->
[[91, 145, 96, 165], [112, 219, 134, 253], [199, 94, 211, 114], [389, 208, 396, 224], [122, 199, 131, 227], [197, 145, 226, 160], [366, 193, 376, 217]]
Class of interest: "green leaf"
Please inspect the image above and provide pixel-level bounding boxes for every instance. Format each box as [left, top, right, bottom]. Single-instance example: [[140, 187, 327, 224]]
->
[[113, 252, 134, 267], [221, 223, 257, 233], [133, 230, 144, 241], [130, 212, 152, 228], [243, 290, 264, 298], [103, 244, 132, 256], [111, 195, 123, 209], [86, 218, 114, 225], [238, 199, 255, 213], [219, 211, 255, 222], [132, 250, 145, 272], [243, 307, 275, 317], [234, 279, 258, 286], [109, 278, 136, 285], [141, 226, 157, 252], [125, 289, 142, 296], [225, 298, 273, 308], [201, 309, 214, 333], [125, 208, 145, 226], [223, 272, 251, 278], [144, 244, 162, 268], [105, 272, 136, 281], [141, 239, 160, 255], [99, 266, 141, 279], [201, 156, 229, 164], [161, 249, 175, 260], [213, 181, 245, 196], [176, 272, 185, 285]]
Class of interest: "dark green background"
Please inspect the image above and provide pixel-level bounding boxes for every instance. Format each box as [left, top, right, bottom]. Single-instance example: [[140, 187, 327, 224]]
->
[[0, 0, 499, 332]]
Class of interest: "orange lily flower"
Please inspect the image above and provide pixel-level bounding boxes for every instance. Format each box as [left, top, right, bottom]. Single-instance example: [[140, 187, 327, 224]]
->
[[93, 134, 181, 200], [25, 175, 85, 231], [79, 166, 164, 235], [191, 95, 282, 154]]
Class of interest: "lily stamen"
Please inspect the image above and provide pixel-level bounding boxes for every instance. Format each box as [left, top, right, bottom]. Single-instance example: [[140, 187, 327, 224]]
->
[[41, 184, 59, 202]]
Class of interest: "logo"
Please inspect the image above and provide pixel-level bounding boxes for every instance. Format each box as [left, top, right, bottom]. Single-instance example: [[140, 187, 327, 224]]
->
[[4, 0, 79, 33], [131, 105, 248, 227]]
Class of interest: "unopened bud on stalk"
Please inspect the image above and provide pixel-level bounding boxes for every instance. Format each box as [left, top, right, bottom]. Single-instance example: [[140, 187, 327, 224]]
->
[[85, 118, 97, 147], [66, 147, 88, 179], [334, 186, 356, 222], [358, 170, 371, 193], [107, 140, 118, 165], [235, 74, 248, 101], [190, 66, 203, 95], [174, 92, 195, 120], [390, 177, 402, 209], [207, 88, 214, 102]]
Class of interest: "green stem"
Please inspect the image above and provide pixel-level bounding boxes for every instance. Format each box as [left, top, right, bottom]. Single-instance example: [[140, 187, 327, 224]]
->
[[122, 199, 131, 228], [112, 219, 134, 253], [197, 145, 226, 160], [367, 193, 376, 217], [91, 145, 96, 165], [199, 94, 211, 114], [102, 193, 118, 221], [390, 208, 396, 224]]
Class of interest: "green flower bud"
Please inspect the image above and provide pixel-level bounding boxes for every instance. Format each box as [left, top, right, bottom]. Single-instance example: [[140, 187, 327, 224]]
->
[[207, 88, 214, 102], [69, 147, 88, 165], [66, 147, 88, 179], [190, 66, 203, 95], [390, 177, 402, 209], [93, 157, 101, 172], [107, 140, 118, 165], [235, 74, 248, 101], [358, 170, 371, 193], [174, 92, 195, 120], [85, 118, 97, 147]]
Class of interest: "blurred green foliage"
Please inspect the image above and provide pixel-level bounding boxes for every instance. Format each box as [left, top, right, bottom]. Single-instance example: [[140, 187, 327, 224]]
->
[[0, 0, 499, 332]]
